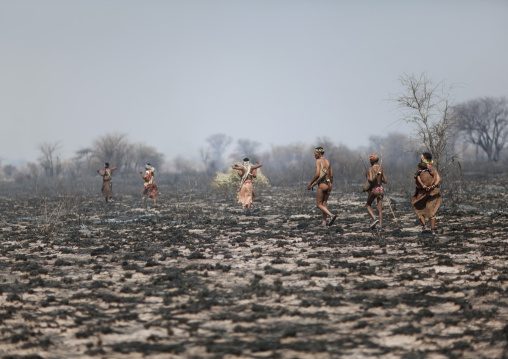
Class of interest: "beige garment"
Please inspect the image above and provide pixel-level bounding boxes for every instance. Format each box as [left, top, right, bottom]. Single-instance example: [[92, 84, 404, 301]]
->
[[412, 169, 441, 220], [238, 181, 256, 206], [101, 180, 113, 198]]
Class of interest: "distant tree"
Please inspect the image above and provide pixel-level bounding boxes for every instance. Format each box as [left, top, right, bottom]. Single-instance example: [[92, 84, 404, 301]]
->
[[368, 132, 414, 166], [454, 97, 508, 162], [170, 155, 198, 173], [74, 147, 94, 175], [315, 136, 339, 163], [3, 164, 16, 177], [92, 133, 132, 172], [235, 139, 261, 159], [199, 147, 211, 169], [205, 133, 232, 171], [38, 142, 61, 177], [261, 143, 313, 185], [315, 137, 335, 151], [394, 73, 460, 170], [26, 162, 41, 184], [132, 143, 165, 170]]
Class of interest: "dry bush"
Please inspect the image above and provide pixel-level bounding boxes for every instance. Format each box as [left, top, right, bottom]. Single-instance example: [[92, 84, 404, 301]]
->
[[34, 194, 77, 238]]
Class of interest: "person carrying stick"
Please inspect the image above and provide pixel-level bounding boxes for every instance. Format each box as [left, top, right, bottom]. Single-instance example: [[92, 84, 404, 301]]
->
[[365, 154, 387, 229]]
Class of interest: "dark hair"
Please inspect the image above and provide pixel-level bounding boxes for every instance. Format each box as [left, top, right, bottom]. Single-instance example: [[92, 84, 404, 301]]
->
[[146, 163, 151, 166], [243, 158, 249, 162], [422, 152, 432, 160], [104, 162, 109, 167], [315, 147, 325, 154], [418, 162, 428, 170]]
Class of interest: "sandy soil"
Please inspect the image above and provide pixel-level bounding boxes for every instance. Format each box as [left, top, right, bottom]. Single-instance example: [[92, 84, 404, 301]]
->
[[1, 183, 508, 359]]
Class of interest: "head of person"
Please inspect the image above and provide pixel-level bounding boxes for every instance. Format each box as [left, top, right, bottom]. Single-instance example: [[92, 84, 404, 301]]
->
[[418, 161, 428, 170], [369, 154, 379, 164], [104, 162, 109, 168], [145, 163, 151, 169], [421, 152, 434, 167], [243, 158, 250, 167], [314, 147, 325, 158]]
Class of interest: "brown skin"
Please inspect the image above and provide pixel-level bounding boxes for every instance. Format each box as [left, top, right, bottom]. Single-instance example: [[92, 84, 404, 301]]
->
[[307, 151, 335, 226], [365, 159, 387, 227], [415, 168, 441, 231], [97, 165, 118, 204], [232, 162, 262, 210]]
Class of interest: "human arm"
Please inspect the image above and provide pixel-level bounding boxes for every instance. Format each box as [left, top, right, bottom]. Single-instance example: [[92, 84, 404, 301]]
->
[[326, 164, 333, 193], [251, 162, 262, 170], [433, 170, 441, 187], [423, 170, 440, 191], [416, 175, 425, 189]]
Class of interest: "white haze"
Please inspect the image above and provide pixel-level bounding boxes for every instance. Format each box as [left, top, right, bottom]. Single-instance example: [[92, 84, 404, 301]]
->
[[1, 0, 507, 165]]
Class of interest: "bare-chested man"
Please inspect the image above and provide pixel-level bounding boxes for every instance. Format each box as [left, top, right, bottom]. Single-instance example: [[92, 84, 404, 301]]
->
[[365, 155, 387, 229], [307, 147, 338, 227]]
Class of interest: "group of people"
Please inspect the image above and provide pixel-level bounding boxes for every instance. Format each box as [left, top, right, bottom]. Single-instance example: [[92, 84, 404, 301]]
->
[[97, 162, 160, 206], [303, 147, 441, 233], [97, 148, 442, 234]]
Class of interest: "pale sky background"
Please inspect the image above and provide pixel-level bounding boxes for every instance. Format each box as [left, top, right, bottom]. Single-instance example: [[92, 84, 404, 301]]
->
[[1, 0, 507, 165]]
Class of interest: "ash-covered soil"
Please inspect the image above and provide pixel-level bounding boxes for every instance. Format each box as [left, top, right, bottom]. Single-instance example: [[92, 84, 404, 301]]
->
[[1, 182, 508, 359]]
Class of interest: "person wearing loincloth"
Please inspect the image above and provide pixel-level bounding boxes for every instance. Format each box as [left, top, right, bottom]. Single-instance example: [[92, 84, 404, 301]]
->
[[140, 163, 160, 207], [412, 153, 441, 235], [97, 162, 118, 204], [232, 158, 262, 215], [307, 147, 338, 227], [365, 154, 387, 229]]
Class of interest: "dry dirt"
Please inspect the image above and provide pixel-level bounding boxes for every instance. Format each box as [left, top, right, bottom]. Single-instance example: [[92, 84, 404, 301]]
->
[[1, 182, 508, 359]]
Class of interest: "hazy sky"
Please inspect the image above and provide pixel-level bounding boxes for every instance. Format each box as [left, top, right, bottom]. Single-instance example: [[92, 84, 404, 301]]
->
[[1, 0, 507, 165]]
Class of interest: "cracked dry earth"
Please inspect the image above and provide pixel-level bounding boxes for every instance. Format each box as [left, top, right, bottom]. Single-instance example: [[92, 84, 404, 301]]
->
[[1, 182, 508, 359]]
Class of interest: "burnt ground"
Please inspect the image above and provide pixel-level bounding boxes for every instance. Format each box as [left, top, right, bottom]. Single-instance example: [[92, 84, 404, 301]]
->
[[1, 181, 508, 359]]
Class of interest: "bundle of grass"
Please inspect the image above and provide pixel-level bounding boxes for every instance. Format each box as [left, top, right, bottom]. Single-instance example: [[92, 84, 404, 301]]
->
[[212, 166, 270, 192]]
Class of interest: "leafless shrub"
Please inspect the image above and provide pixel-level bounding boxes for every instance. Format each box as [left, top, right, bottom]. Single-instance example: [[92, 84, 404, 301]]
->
[[34, 194, 77, 238]]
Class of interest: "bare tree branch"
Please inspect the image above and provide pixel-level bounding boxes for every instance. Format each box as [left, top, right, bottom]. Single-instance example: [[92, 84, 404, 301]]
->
[[394, 73, 460, 170]]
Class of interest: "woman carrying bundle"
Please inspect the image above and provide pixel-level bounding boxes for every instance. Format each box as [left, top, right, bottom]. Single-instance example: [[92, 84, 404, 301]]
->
[[232, 158, 262, 215]]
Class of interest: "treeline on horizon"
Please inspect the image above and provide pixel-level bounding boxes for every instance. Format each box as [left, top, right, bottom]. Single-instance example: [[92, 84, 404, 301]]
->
[[0, 130, 504, 191]]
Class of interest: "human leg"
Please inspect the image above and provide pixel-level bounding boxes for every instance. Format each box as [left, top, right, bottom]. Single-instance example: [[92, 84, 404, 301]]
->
[[366, 192, 379, 228], [377, 197, 383, 227], [366, 192, 377, 220], [430, 217, 436, 233], [419, 216, 427, 231], [316, 184, 333, 226]]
